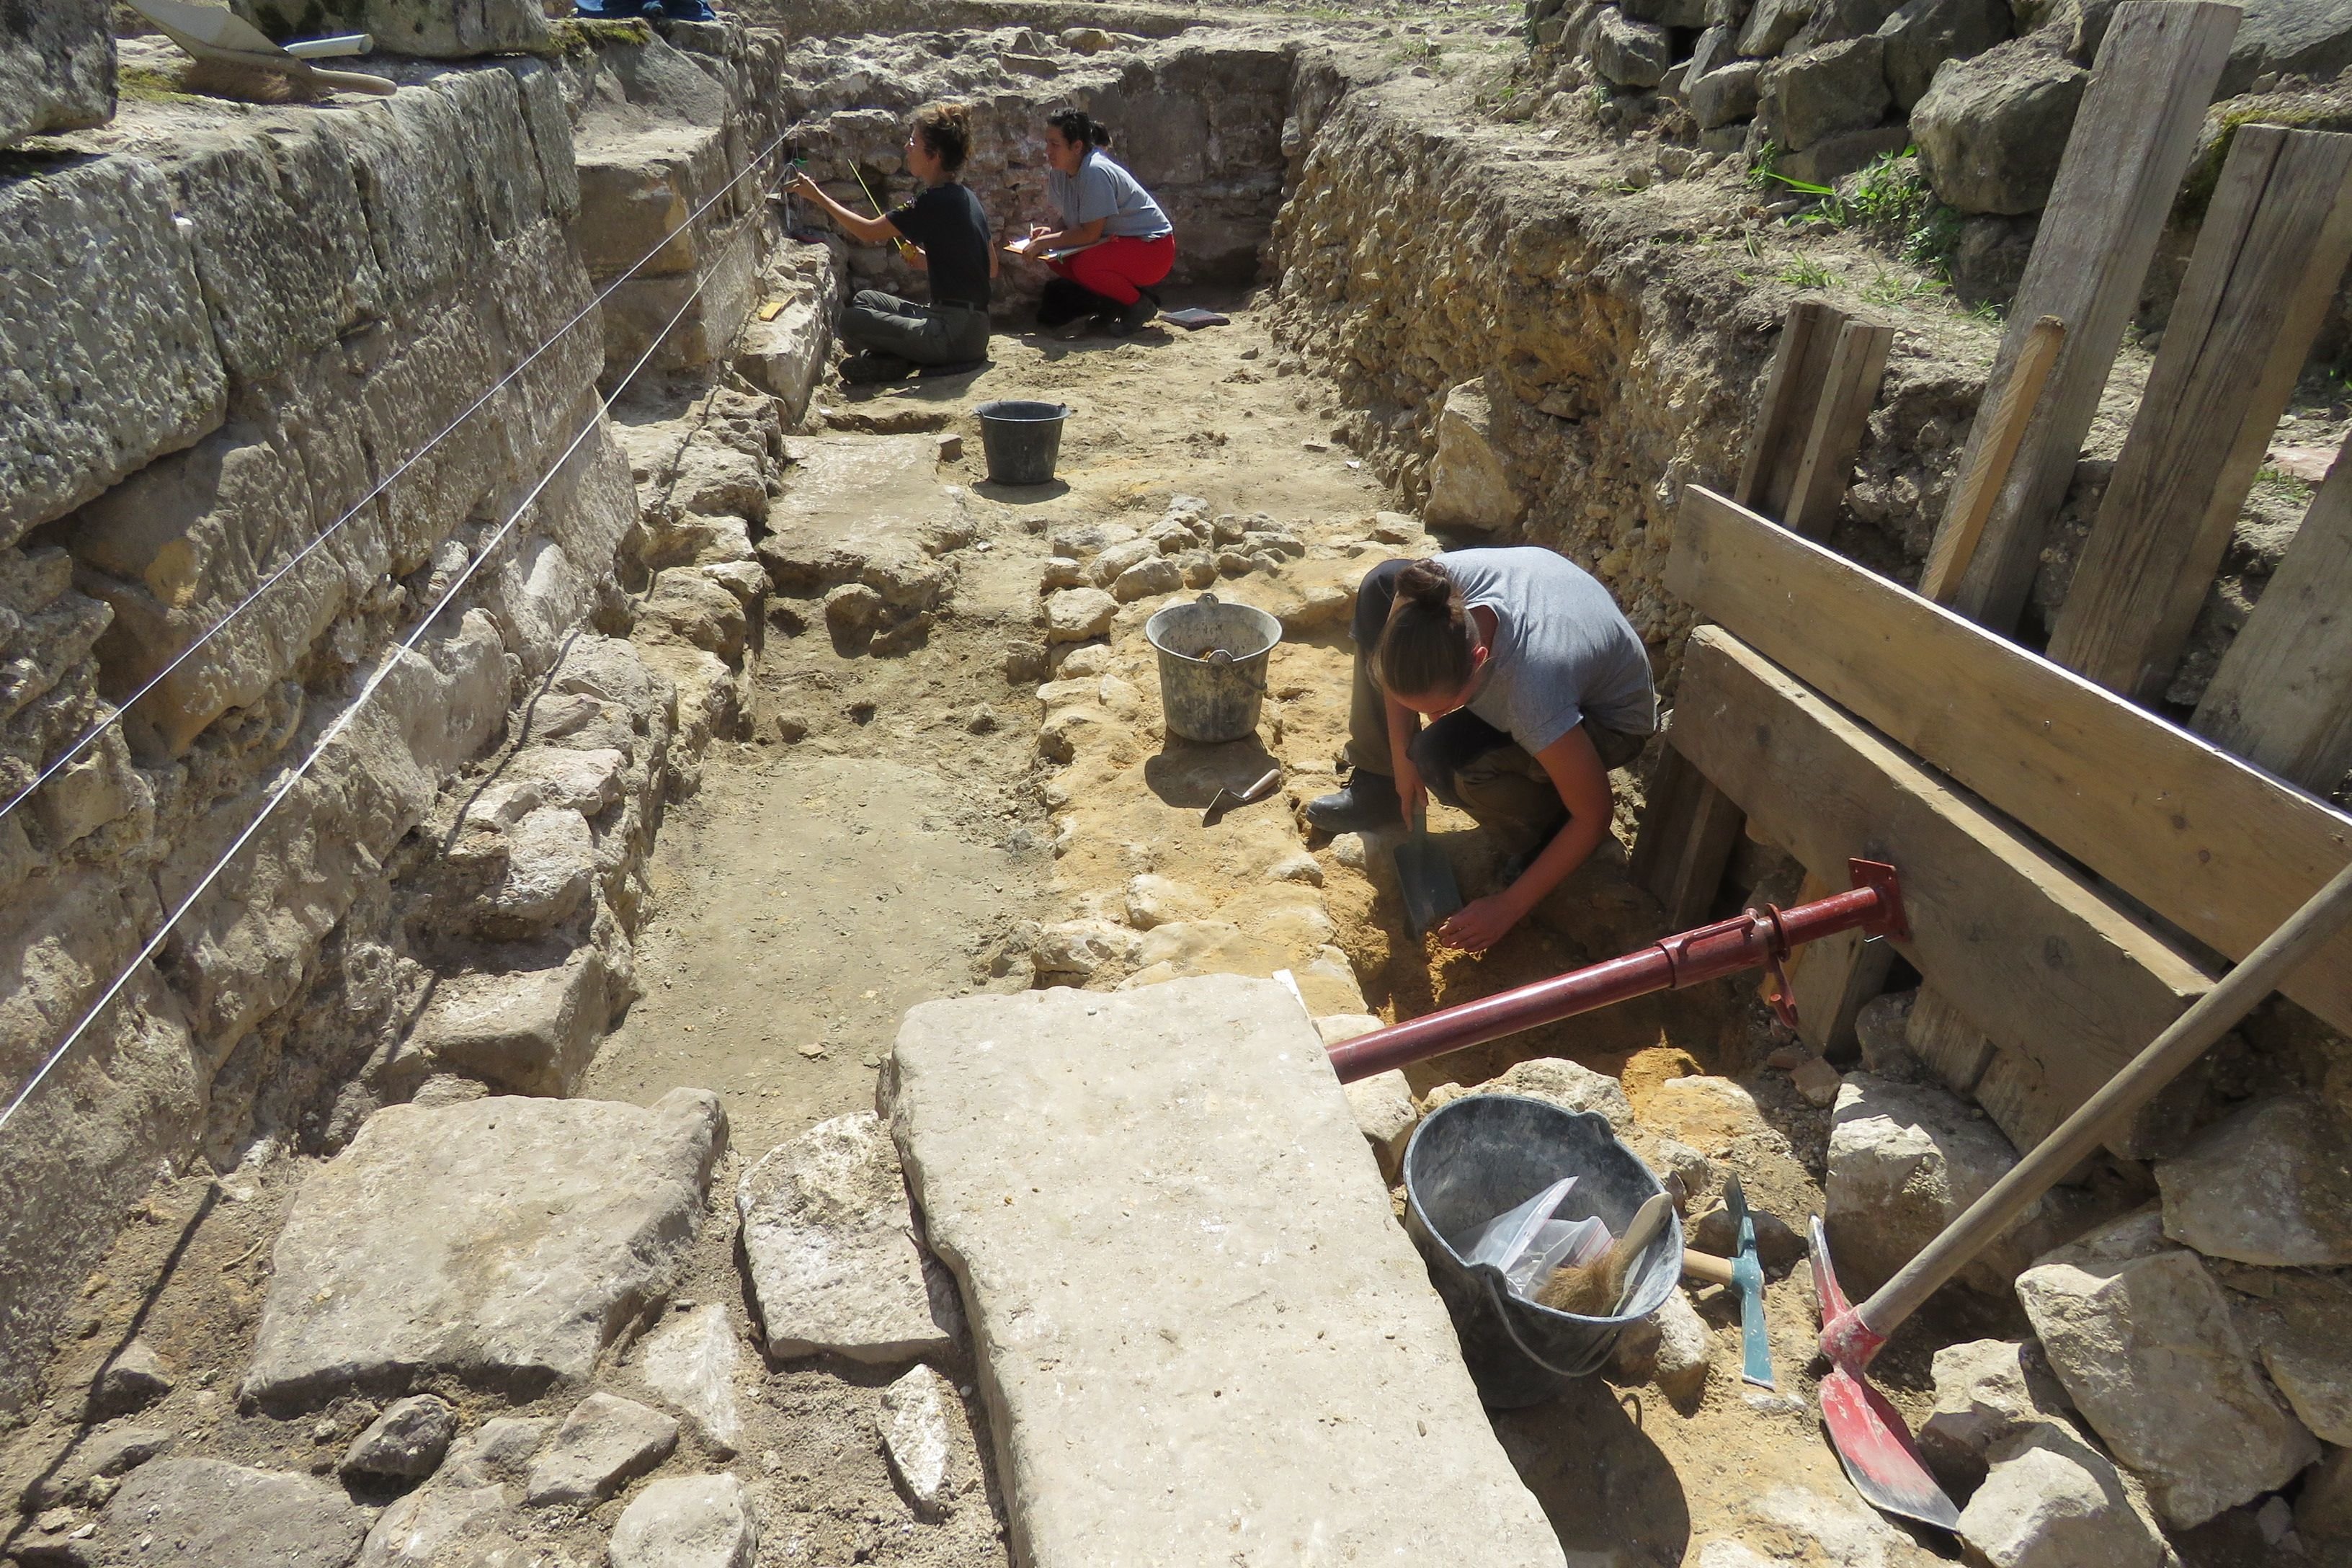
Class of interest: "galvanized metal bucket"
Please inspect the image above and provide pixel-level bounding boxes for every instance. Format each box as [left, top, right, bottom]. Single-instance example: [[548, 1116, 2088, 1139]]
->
[[1144, 592, 1281, 744], [1403, 1092, 1681, 1407]]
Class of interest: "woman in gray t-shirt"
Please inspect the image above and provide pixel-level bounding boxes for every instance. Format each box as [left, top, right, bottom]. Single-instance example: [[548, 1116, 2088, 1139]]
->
[[1305, 551, 1660, 952], [1007, 109, 1175, 335]]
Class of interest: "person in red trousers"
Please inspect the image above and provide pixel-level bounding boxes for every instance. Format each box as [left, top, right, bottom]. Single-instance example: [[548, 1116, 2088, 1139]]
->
[[1010, 109, 1175, 336]]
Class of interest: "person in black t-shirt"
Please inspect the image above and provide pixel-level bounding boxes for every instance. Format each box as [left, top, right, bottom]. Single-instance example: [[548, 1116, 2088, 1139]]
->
[[785, 102, 995, 385]]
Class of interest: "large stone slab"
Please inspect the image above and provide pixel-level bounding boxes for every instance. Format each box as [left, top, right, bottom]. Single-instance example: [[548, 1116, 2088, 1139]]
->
[[886, 975, 1569, 1567], [89, 1459, 367, 1567], [244, 1090, 726, 1409], [0, 0, 112, 148], [2155, 1092, 2352, 1268]]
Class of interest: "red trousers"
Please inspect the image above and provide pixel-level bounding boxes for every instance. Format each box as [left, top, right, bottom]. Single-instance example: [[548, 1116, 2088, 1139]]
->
[[1050, 232, 1175, 305]]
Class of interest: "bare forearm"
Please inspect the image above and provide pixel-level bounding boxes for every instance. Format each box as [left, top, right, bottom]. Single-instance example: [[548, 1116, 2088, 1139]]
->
[[1500, 796, 1608, 913]]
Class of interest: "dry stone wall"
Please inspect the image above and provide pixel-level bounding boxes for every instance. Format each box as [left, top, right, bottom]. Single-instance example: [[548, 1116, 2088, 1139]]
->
[[0, 24, 814, 1419]]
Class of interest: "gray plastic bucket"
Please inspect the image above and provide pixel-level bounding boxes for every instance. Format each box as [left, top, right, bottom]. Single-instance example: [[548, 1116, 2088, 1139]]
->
[[1402, 1092, 1682, 1408], [974, 399, 1071, 485], [1143, 592, 1282, 744]]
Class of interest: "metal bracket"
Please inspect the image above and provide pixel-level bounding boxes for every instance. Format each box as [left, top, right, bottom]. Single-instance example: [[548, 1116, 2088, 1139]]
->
[[1847, 858, 1909, 942]]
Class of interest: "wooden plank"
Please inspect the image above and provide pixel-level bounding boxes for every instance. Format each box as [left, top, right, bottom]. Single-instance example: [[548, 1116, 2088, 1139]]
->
[[1734, 299, 1842, 516], [1920, 316, 2067, 604], [1631, 744, 1745, 928], [1782, 318, 1895, 541], [1925, 1, 2241, 631], [2046, 125, 2352, 699], [1670, 484, 2352, 1036], [1785, 870, 1896, 1061], [1905, 986, 1995, 1096], [1671, 627, 2211, 1139], [2193, 438, 2352, 791]]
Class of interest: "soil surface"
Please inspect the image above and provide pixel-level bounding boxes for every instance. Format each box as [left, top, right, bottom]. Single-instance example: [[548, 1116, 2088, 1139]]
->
[[5, 288, 1951, 1568]]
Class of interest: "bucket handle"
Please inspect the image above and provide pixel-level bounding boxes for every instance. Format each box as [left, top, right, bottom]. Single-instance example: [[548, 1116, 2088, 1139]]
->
[[1476, 1266, 1612, 1379]]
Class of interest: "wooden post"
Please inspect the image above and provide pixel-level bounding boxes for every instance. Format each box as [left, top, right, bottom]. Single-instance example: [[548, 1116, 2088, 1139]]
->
[[2046, 125, 2352, 700], [1785, 870, 1897, 1060], [1734, 299, 1841, 516], [1919, 316, 2066, 604], [2194, 440, 2352, 791], [1782, 317, 1896, 541], [1921, 1, 2241, 632], [1631, 743, 1746, 929]]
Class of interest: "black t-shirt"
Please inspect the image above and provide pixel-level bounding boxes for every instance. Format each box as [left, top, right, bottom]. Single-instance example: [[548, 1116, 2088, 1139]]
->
[[887, 182, 992, 311]]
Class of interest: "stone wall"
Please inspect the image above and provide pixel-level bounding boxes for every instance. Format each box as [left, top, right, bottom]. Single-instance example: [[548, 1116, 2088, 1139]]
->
[[0, 24, 811, 1418], [0, 0, 114, 148], [775, 25, 1300, 312]]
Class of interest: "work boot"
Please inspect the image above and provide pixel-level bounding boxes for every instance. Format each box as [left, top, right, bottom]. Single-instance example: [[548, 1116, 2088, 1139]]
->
[[839, 352, 910, 386], [1108, 294, 1159, 336], [1304, 772, 1401, 834], [1035, 277, 1094, 328]]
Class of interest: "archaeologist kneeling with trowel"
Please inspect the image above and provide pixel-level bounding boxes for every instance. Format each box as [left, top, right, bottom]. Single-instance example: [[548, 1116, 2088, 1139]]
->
[[1306, 552, 1658, 952], [785, 102, 996, 386]]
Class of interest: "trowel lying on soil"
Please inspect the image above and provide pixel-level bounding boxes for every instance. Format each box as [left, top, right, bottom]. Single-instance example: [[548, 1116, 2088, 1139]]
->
[[1394, 803, 1462, 938], [1814, 858, 2352, 1533], [1202, 767, 1281, 826]]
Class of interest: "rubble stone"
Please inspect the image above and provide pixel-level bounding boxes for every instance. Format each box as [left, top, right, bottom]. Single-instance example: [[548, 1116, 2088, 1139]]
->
[[1825, 1072, 2075, 1295], [1917, 1337, 2072, 1480], [2299, 1444, 2352, 1549], [341, 1394, 458, 1482], [1043, 587, 1118, 643], [637, 1304, 744, 1455], [1590, 8, 1675, 85], [736, 1112, 959, 1363], [2016, 1209, 2319, 1528], [0, 0, 111, 148], [89, 1460, 366, 1567], [398, 950, 609, 1097], [244, 1090, 726, 1409], [1958, 1422, 2169, 1568], [1910, 31, 2088, 214], [1690, 59, 1766, 128], [1652, 1288, 1714, 1400], [1878, 0, 2012, 107], [355, 1481, 509, 1568], [1690, 1203, 1806, 1273], [94, 1339, 173, 1416], [437, 1418, 549, 1490], [1124, 874, 1214, 930], [1771, 37, 1892, 150], [1853, 989, 1917, 1072], [1737, 0, 1813, 55], [1342, 1069, 1420, 1182], [2155, 1093, 2352, 1268], [878, 1363, 960, 1519], [2233, 1273, 2352, 1445], [523, 1392, 679, 1507], [1111, 556, 1184, 602], [1423, 378, 1523, 531], [607, 1474, 759, 1568]]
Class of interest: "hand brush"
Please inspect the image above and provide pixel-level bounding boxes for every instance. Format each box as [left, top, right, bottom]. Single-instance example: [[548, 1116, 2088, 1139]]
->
[[1535, 1192, 1672, 1317]]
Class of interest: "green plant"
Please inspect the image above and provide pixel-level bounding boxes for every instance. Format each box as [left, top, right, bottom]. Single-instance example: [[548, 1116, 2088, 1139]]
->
[[1778, 257, 1835, 290], [2253, 464, 2316, 502], [1745, 141, 1783, 190], [1863, 269, 1948, 306]]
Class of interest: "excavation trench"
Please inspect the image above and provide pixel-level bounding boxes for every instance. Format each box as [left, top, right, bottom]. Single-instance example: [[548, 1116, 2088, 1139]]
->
[[9, 9, 2328, 1567]]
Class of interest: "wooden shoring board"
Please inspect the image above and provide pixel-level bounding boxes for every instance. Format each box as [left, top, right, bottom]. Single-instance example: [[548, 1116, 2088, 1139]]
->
[[1905, 986, 1995, 1097], [2046, 124, 2352, 699], [1785, 870, 1896, 1061], [2193, 438, 2352, 791], [1782, 317, 1896, 540], [1671, 627, 2211, 1144], [1670, 484, 2352, 1036], [1925, 1, 2241, 632], [1630, 742, 1747, 929], [1734, 298, 1843, 516]]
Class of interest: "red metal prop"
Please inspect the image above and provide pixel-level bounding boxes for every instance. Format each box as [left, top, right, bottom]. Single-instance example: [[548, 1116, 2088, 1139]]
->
[[1324, 858, 1907, 1084]]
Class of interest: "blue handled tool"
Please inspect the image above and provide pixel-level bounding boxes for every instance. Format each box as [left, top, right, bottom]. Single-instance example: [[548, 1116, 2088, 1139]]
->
[[1722, 1176, 1775, 1389]]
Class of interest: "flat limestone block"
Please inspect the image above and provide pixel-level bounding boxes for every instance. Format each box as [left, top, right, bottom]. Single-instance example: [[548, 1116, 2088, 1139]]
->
[[243, 1090, 726, 1410], [888, 975, 1568, 1568]]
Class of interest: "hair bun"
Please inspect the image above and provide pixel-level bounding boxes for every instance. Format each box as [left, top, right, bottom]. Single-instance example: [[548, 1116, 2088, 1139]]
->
[[1396, 558, 1454, 611]]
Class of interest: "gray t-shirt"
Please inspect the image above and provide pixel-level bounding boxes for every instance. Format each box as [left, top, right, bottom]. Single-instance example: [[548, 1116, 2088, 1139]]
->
[[1046, 151, 1172, 240], [1443, 547, 1657, 754]]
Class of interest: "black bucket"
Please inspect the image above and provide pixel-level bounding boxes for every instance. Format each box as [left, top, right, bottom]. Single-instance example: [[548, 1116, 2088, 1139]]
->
[[974, 399, 1072, 485], [1402, 1092, 1682, 1408]]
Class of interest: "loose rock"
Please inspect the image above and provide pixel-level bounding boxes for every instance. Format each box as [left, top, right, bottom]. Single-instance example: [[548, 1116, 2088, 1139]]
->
[[878, 1363, 960, 1519], [1422, 378, 1523, 531], [94, 1338, 173, 1416], [341, 1394, 458, 1482], [2155, 1092, 2352, 1268], [355, 1481, 510, 1568], [2232, 1271, 2352, 1445], [1652, 1288, 1714, 1401], [1124, 874, 1214, 930], [607, 1474, 759, 1568], [523, 1392, 679, 1508], [1910, 30, 2088, 214], [1917, 1337, 2072, 1482], [637, 1304, 744, 1455], [1111, 556, 1183, 602], [2016, 1208, 2318, 1528], [1957, 1422, 2168, 1568], [437, 1417, 549, 1489], [1043, 587, 1118, 643], [1342, 1068, 1419, 1182], [736, 1112, 960, 1363]]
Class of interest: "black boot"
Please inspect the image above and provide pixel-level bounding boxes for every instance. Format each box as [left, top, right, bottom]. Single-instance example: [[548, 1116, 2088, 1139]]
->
[[1108, 293, 1159, 336], [1305, 771, 1402, 834], [1035, 277, 1093, 328]]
